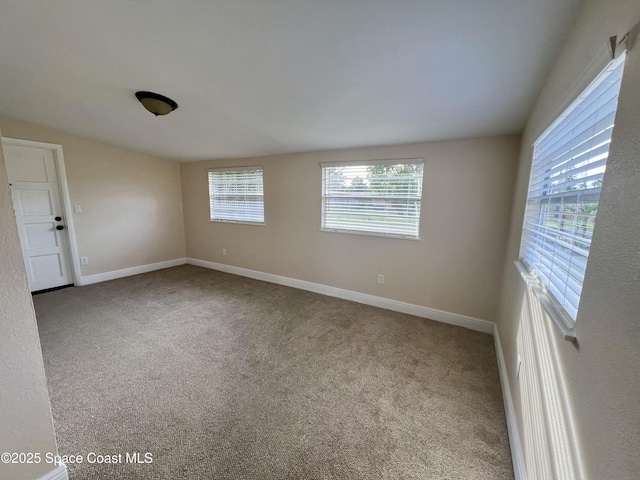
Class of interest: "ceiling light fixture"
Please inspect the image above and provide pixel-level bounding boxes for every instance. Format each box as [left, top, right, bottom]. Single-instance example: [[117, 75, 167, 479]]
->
[[135, 91, 178, 116]]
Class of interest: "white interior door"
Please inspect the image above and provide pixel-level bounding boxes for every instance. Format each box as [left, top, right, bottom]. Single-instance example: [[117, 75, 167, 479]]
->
[[4, 143, 73, 291]]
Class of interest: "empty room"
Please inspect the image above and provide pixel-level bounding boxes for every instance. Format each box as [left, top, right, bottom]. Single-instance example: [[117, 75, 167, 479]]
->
[[1, 1, 638, 479]]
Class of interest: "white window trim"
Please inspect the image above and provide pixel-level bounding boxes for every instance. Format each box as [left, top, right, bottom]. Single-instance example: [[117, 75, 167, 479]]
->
[[319, 158, 424, 168], [208, 165, 265, 225], [514, 260, 576, 341], [320, 158, 424, 240], [319, 227, 421, 241], [516, 52, 626, 341], [209, 219, 267, 226]]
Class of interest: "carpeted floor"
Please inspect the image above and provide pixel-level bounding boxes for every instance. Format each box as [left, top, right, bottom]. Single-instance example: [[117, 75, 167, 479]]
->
[[33, 265, 513, 479]]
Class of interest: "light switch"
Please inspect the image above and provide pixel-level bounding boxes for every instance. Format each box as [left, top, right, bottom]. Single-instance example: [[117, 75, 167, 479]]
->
[[73, 205, 82, 214]]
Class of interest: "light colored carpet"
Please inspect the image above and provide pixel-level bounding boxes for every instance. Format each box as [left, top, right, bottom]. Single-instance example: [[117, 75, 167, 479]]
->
[[34, 265, 513, 479]]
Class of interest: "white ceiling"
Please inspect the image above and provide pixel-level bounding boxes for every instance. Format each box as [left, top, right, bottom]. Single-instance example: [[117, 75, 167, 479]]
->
[[0, 0, 582, 161]]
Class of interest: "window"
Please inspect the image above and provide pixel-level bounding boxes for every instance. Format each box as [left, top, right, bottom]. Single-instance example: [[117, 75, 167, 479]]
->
[[208, 166, 264, 224], [321, 159, 424, 239], [519, 54, 625, 326]]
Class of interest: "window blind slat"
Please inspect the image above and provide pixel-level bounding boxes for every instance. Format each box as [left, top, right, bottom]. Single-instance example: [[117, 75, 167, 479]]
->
[[208, 167, 265, 224], [321, 162, 424, 238], [535, 68, 622, 152], [520, 54, 625, 322], [529, 134, 611, 188]]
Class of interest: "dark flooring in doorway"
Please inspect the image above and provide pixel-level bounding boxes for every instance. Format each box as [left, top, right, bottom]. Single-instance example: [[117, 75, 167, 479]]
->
[[34, 265, 513, 479]]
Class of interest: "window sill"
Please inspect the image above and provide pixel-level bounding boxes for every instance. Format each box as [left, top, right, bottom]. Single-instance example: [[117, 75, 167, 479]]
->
[[210, 219, 265, 226], [513, 260, 577, 342], [319, 227, 420, 241]]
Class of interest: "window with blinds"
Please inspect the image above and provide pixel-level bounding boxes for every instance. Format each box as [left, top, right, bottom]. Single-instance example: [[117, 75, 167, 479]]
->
[[321, 159, 424, 239], [208, 166, 264, 224], [520, 53, 625, 323]]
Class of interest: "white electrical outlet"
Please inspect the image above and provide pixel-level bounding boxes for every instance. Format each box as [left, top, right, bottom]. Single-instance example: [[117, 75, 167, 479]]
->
[[222, 248, 227, 256], [377, 274, 384, 285], [73, 204, 82, 214], [80, 256, 89, 266]]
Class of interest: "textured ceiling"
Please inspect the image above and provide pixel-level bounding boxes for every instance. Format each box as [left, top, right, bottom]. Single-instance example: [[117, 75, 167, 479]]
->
[[0, 0, 582, 160]]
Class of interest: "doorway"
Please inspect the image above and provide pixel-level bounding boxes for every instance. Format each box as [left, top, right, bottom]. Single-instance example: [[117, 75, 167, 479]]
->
[[2, 138, 80, 292]]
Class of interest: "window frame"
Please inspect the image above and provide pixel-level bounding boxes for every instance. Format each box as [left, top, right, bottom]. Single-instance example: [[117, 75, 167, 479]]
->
[[319, 158, 425, 240], [207, 165, 265, 226], [516, 53, 626, 340]]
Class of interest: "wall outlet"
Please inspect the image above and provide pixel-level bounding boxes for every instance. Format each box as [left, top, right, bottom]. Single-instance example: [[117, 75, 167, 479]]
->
[[222, 248, 227, 256], [377, 274, 384, 285], [80, 256, 89, 266], [73, 204, 82, 214]]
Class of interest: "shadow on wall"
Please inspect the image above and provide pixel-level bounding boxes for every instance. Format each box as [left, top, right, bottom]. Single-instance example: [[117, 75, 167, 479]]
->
[[516, 285, 584, 479]]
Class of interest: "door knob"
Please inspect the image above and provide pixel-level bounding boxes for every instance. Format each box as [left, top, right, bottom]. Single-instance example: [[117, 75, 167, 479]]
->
[[56, 225, 65, 230], [55, 216, 62, 221]]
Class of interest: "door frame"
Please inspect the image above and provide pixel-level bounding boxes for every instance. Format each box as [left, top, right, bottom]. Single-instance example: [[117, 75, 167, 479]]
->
[[1, 137, 82, 287]]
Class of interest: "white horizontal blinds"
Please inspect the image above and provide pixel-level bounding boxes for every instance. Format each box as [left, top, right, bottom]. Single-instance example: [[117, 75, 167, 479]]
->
[[208, 166, 264, 223], [322, 160, 424, 238], [521, 54, 625, 321]]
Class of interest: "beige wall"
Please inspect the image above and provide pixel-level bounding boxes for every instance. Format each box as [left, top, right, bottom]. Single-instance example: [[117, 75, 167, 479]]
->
[[497, 0, 640, 478], [182, 136, 520, 322], [0, 127, 59, 479], [0, 115, 186, 277]]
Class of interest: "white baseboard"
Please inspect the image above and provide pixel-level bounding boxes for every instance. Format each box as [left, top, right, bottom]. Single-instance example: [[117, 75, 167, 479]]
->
[[186, 257, 494, 334], [76, 258, 187, 286], [493, 324, 527, 480], [37, 463, 68, 480]]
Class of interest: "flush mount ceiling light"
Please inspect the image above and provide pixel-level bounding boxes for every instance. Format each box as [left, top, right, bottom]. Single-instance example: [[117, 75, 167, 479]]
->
[[135, 91, 178, 116]]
